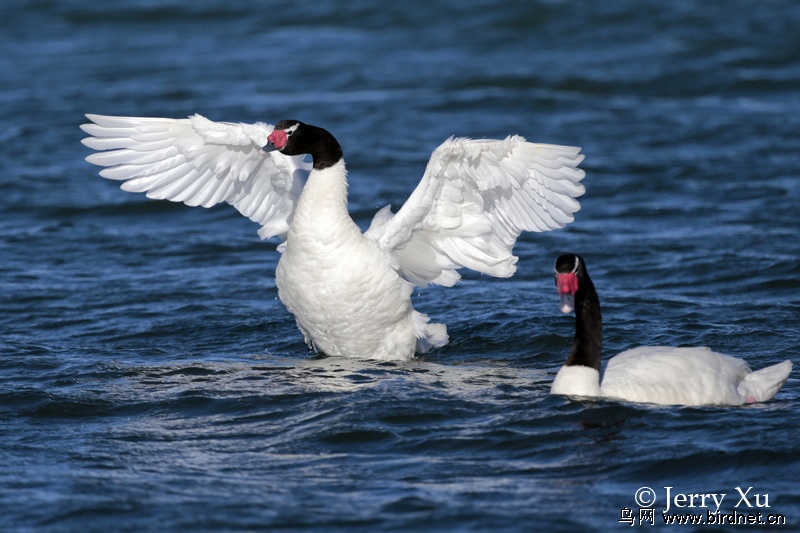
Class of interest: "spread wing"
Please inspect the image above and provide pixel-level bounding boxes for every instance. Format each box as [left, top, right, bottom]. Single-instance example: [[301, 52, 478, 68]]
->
[[365, 136, 585, 287], [80, 114, 312, 241]]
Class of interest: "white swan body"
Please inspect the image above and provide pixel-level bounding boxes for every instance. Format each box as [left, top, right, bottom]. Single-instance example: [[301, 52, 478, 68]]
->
[[552, 346, 792, 406], [275, 160, 444, 359], [551, 254, 792, 406], [81, 115, 585, 360]]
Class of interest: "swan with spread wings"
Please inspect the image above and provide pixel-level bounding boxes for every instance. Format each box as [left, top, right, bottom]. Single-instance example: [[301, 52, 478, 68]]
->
[[81, 114, 585, 360]]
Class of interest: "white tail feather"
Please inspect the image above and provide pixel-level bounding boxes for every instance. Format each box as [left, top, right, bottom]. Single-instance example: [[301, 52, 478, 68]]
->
[[738, 360, 792, 402], [416, 323, 449, 354]]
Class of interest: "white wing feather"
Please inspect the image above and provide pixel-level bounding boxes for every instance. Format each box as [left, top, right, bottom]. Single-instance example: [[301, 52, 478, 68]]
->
[[80, 114, 312, 240], [365, 136, 585, 287]]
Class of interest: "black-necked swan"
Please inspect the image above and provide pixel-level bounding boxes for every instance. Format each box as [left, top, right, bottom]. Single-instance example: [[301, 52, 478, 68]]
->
[[80, 115, 586, 360], [551, 254, 792, 405]]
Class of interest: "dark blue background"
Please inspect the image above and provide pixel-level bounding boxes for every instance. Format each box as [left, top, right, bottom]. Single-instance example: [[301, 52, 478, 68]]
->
[[1, 1, 798, 530]]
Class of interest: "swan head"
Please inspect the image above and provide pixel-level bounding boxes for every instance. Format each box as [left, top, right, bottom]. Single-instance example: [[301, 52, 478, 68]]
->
[[259, 120, 302, 155], [260, 120, 343, 170], [554, 254, 582, 313]]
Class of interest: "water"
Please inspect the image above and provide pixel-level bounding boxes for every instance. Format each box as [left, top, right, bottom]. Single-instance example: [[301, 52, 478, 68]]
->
[[1, 1, 799, 530]]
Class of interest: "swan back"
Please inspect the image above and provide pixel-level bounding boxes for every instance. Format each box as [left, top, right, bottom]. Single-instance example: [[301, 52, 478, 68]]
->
[[601, 346, 751, 406]]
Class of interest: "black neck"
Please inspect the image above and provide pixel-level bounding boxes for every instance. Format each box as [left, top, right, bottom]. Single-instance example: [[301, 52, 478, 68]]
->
[[305, 125, 343, 171], [566, 273, 603, 371]]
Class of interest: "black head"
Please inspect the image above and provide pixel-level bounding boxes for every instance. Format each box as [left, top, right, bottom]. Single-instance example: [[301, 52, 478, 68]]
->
[[263, 120, 302, 153], [554, 254, 586, 313], [262, 120, 343, 170], [555, 254, 584, 276]]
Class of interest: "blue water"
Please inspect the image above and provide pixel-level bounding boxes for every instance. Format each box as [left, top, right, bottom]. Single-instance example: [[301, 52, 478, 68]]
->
[[2, 1, 799, 530]]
